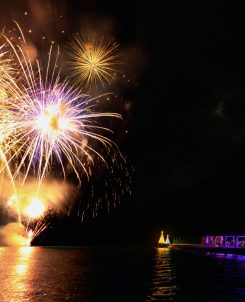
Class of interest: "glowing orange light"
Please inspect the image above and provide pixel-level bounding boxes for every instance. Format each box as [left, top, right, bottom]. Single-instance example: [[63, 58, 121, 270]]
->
[[24, 198, 45, 218]]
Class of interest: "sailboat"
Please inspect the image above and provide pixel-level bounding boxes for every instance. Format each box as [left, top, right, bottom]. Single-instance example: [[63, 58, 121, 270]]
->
[[158, 231, 170, 247]]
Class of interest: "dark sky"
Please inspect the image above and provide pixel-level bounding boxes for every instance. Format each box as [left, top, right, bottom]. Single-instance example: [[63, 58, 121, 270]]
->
[[1, 1, 245, 244], [136, 3, 245, 239]]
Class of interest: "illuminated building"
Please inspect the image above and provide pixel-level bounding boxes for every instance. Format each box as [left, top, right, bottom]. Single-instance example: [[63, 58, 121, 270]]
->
[[203, 235, 245, 248]]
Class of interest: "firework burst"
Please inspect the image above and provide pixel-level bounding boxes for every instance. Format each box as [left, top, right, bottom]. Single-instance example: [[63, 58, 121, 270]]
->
[[0, 27, 122, 186], [67, 30, 119, 88]]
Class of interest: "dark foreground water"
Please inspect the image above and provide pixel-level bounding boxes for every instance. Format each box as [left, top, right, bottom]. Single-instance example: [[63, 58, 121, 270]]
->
[[0, 247, 244, 301]]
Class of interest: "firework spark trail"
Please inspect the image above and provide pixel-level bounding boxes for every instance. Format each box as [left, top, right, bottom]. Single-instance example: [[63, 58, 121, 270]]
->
[[78, 151, 133, 223], [0, 45, 22, 221], [0, 25, 122, 188], [0, 44, 15, 90], [67, 30, 119, 88]]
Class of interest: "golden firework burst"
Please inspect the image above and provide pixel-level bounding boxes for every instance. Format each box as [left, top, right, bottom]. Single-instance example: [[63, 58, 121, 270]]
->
[[67, 30, 119, 88]]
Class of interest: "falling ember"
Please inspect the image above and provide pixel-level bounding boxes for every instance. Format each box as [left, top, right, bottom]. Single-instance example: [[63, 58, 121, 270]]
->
[[23, 198, 45, 218]]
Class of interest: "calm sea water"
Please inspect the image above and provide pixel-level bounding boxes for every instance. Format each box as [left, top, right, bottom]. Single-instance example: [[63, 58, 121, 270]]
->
[[0, 246, 244, 301]]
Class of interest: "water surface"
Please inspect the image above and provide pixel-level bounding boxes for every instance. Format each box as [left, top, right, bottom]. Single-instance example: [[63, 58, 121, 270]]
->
[[0, 246, 244, 301]]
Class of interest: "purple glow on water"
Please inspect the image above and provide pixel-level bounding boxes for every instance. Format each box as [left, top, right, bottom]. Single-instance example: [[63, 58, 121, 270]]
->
[[206, 252, 245, 261]]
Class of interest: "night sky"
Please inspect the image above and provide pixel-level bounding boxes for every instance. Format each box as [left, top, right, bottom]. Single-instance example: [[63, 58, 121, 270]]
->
[[1, 1, 245, 245], [136, 3, 245, 241]]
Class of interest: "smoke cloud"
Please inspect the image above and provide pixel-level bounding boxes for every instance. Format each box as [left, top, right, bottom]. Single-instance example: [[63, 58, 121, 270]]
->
[[0, 222, 28, 246]]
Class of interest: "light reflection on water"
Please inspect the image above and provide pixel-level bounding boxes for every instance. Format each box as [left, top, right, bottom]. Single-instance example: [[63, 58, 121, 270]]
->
[[146, 248, 177, 301], [0, 246, 87, 302], [0, 246, 34, 301], [146, 248, 245, 301], [206, 251, 245, 261]]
